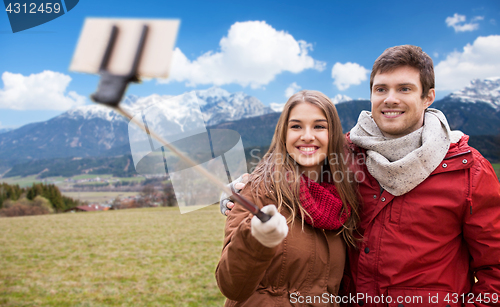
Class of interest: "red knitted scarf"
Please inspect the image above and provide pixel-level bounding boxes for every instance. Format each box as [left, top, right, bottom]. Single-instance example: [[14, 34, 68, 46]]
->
[[299, 175, 350, 230]]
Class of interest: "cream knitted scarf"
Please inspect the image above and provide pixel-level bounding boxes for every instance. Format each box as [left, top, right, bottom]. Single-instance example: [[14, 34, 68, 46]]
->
[[350, 108, 463, 196]]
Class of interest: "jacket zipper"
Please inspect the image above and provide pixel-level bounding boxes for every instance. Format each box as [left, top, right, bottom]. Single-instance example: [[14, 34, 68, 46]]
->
[[443, 150, 471, 160]]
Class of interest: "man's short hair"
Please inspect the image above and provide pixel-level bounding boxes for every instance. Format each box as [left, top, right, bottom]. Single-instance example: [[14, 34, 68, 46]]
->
[[370, 45, 435, 99]]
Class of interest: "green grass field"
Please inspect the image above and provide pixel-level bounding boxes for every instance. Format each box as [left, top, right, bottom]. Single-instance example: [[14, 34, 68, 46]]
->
[[0, 205, 228, 306]]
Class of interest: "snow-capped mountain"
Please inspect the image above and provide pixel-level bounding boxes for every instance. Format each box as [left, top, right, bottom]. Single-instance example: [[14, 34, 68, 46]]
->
[[60, 87, 273, 126], [268, 94, 354, 112], [0, 88, 273, 161], [447, 77, 500, 110], [331, 94, 353, 105], [196, 87, 274, 125]]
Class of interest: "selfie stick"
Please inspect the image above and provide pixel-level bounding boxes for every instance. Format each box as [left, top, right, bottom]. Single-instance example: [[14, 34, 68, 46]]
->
[[90, 23, 270, 223]]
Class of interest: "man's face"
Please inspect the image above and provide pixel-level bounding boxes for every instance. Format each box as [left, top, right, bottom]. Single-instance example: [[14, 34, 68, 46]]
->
[[371, 65, 435, 138]]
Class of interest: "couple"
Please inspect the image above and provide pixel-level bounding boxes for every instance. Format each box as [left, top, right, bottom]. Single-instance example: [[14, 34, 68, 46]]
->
[[215, 45, 500, 306]]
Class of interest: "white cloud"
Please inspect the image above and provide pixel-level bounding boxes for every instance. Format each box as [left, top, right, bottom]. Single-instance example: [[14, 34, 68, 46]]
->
[[435, 35, 500, 91], [446, 13, 482, 32], [284, 82, 301, 98], [0, 70, 86, 110], [270, 102, 285, 112], [160, 21, 325, 89], [331, 62, 370, 91]]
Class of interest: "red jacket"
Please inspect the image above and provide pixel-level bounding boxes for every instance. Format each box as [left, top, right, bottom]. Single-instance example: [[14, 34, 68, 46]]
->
[[345, 134, 500, 307]]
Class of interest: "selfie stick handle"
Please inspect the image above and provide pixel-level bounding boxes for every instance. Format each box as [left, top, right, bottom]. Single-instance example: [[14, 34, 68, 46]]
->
[[91, 24, 148, 106]]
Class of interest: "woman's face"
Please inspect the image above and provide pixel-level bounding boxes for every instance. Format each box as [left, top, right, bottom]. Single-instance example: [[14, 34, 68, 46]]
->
[[286, 102, 329, 179]]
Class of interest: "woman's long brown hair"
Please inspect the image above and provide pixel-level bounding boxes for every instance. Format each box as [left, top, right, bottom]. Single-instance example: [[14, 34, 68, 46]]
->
[[249, 90, 360, 246]]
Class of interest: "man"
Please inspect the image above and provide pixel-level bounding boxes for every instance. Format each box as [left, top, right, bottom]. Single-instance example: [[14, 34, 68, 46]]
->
[[221, 45, 500, 306]]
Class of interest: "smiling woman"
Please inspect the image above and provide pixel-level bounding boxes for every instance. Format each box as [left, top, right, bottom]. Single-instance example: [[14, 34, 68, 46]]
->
[[215, 90, 360, 306], [285, 102, 329, 178]]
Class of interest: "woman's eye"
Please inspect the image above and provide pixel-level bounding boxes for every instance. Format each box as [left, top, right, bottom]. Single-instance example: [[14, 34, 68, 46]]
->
[[315, 125, 327, 129], [290, 125, 301, 129]]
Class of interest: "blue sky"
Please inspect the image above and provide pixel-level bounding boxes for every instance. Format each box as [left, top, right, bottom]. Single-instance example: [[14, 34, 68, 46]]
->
[[1, 0, 499, 128]]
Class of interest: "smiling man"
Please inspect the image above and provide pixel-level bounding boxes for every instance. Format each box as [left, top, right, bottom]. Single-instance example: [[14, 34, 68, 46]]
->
[[220, 45, 500, 306], [370, 65, 433, 138], [346, 45, 500, 306]]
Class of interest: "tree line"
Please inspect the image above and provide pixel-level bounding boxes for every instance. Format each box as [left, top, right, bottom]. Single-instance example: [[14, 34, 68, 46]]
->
[[0, 182, 82, 217]]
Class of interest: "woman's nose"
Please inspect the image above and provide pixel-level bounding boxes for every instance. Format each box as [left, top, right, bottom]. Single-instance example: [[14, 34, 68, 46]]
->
[[300, 129, 315, 141]]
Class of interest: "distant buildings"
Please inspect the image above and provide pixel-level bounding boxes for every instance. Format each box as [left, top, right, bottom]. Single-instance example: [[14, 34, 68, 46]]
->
[[65, 204, 108, 212]]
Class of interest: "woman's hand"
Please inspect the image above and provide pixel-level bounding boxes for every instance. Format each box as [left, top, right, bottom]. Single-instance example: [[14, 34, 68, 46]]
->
[[220, 173, 249, 215], [251, 205, 288, 248]]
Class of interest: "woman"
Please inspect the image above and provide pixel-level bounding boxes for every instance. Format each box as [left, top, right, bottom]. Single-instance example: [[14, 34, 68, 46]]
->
[[215, 90, 360, 306]]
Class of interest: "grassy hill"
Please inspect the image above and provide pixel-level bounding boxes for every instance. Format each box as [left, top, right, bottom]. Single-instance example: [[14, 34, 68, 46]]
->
[[0, 205, 228, 306]]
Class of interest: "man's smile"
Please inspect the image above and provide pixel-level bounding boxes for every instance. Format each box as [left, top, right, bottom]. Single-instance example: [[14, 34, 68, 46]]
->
[[382, 110, 405, 118]]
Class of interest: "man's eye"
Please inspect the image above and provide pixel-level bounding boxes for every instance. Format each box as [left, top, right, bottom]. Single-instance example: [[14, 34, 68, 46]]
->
[[375, 88, 385, 92], [401, 87, 411, 92]]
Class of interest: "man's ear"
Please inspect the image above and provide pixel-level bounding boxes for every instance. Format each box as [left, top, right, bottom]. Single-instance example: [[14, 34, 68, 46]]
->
[[424, 88, 435, 108]]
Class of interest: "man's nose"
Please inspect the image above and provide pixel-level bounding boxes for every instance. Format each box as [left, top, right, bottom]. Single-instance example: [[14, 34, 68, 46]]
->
[[384, 90, 399, 104]]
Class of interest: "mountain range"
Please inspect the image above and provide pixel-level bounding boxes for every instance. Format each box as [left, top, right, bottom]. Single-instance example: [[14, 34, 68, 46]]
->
[[0, 79, 499, 175], [0, 87, 273, 163], [448, 77, 500, 109]]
